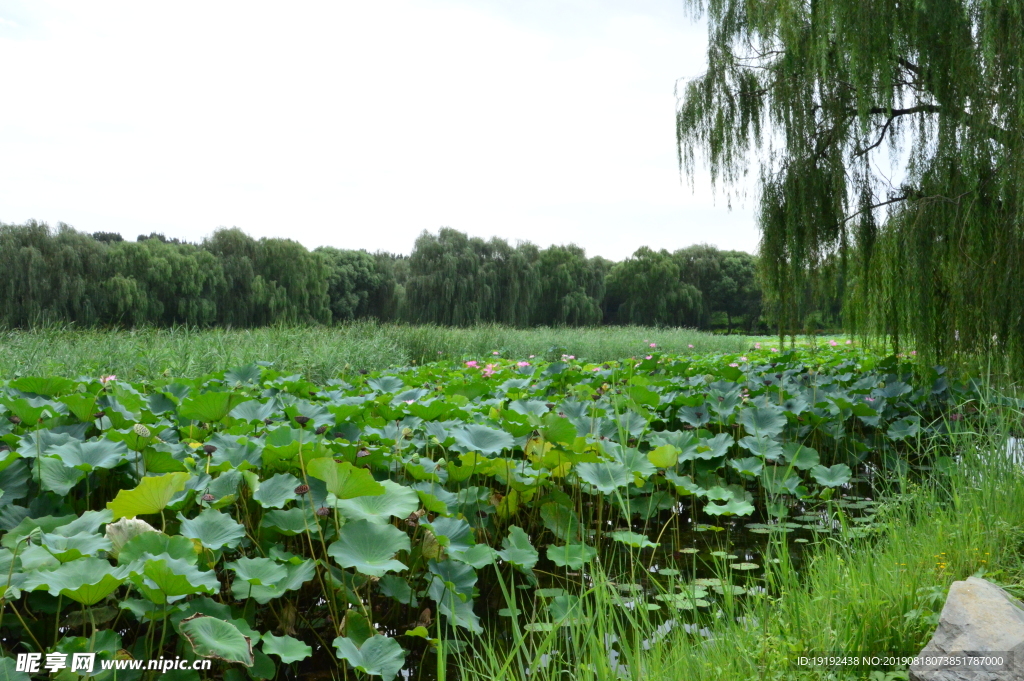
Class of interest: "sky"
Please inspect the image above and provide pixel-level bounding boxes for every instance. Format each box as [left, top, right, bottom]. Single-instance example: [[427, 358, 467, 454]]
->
[[0, 0, 759, 260]]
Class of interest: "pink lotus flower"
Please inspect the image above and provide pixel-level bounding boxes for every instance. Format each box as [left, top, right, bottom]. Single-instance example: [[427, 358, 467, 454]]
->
[[465, 361, 478, 368], [529, 354, 535, 359], [482, 363, 498, 377], [688, 344, 694, 349], [649, 343, 656, 348], [100, 375, 116, 384], [729, 363, 739, 368], [866, 397, 875, 402], [739, 356, 747, 361], [645, 355, 652, 360], [517, 361, 530, 367], [845, 340, 852, 345], [492, 351, 500, 355], [829, 340, 838, 347], [754, 342, 761, 349], [770, 348, 778, 353], [404, 399, 415, 404], [910, 350, 917, 356]]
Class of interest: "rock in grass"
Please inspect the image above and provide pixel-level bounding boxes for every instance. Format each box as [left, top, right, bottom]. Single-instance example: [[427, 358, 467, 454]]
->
[[910, 577, 1024, 681]]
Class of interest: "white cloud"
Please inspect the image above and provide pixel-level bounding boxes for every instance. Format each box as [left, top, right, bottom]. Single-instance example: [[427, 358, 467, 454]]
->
[[0, 0, 758, 259]]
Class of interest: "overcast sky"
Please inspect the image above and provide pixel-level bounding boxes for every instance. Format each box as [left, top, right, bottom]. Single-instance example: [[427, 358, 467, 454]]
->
[[0, 0, 758, 260]]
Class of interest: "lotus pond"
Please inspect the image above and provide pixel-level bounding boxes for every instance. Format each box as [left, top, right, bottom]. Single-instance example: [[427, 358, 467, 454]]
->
[[0, 345, 979, 680]]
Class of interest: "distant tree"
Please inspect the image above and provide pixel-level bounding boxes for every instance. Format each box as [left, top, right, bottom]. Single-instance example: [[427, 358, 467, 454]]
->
[[533, 245, 604, 326], [92, 231, 124, 243], [604, 247, 703, 326]]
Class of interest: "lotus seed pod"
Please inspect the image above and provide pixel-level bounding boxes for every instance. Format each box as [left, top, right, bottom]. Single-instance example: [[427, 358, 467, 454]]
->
[[201, 493, 216, 502], [315, 506, 331, 517], [133, 424, 151, 438], [294, 416, 311, 427], [294, 484, 310, 495], [315, 425, 328, 435], [202, 444, 217, 455], [703, 374, 715, 384]]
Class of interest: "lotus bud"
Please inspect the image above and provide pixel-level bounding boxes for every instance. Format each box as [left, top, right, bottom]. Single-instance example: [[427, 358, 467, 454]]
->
[[294, 484, 310, 495], [133, 424, 151, 439]]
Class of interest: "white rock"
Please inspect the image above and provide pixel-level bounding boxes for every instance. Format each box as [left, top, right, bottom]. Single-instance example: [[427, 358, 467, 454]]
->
[[909, 577, 1024, 681]]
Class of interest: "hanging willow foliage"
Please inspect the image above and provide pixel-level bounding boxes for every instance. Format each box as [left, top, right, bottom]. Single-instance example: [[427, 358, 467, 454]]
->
[[677, 0, 1024, 371]]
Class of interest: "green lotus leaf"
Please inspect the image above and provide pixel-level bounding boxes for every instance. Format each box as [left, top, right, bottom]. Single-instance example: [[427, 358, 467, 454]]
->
[[647, 445, 680, 468], [307, 459, 385, 500], [575, 461, 631, 493], [738, 406, 787, 438], [450, 544, 496, 568], [129, 553, 220, 604], [0, 656, 30, 681], [728, 456, 764, 477], [224, 364, 263, 386], [686, 433, 734, 461], [427, 558, 477, 605], [333, 634, 406, 681], [227, 557, 288, 587], [1, 515, 76, 549], [781, 443, 820, 470], [107, 472, 191, 520], [546, 542, 597, 570], [737, 435, 783, 461], [117, 531, 198, 565], [251, 473, 303, 509], [887, 416, 921, 441], [548, 593, 583, 625], [497, 526, 538, 571], [59, 392, 98, 422], [24, 557, 128, 605], [178, 509, 245, 550], [609, 531, 658, 549], [703, 497, 756, 516], [41, 532, 112, 563], [179, 392, 251, 423], [379, 574, 417, 605], [540, 503, 582, 542], [47, 439, 127, 472], [243, 560, 316, 605], [328, 519, 410, 577], [230, 399, 277, 423], [367, 376, 405, 393], [810, 463, 853, 487], [260, 507, 318, 536], [262, 633, 312, 664], [538, 413, 577, 445], [508, 399, 548, 417], [437, 594, 483, 633], [335, 480, 419, 524], [180, 614, 254, 666], [37, 456, 87, 495], [451, 424, 514, 456], [677, 404, 711, 428]]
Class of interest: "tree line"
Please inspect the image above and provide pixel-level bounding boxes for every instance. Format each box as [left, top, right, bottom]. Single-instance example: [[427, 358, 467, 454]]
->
[[0, 221, 762, 331]]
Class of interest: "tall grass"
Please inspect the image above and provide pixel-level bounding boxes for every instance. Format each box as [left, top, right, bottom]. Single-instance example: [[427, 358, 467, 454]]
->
[[0, 323, 748, 381], [457, 400, 1024, 681]]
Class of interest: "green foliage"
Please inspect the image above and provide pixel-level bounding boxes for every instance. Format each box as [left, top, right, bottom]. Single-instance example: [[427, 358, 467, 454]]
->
[[0, 343, 978, 679], [0, 222, 762, 333], [677, 0, 1024, 368]]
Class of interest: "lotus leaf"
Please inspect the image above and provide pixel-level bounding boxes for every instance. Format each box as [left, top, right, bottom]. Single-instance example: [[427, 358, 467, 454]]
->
[[180, 614, 254, 666], [328, 519, 410, 577]]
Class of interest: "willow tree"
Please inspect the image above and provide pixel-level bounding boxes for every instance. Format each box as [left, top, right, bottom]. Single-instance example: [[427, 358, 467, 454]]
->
[[677, 0, 1023, 369]]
